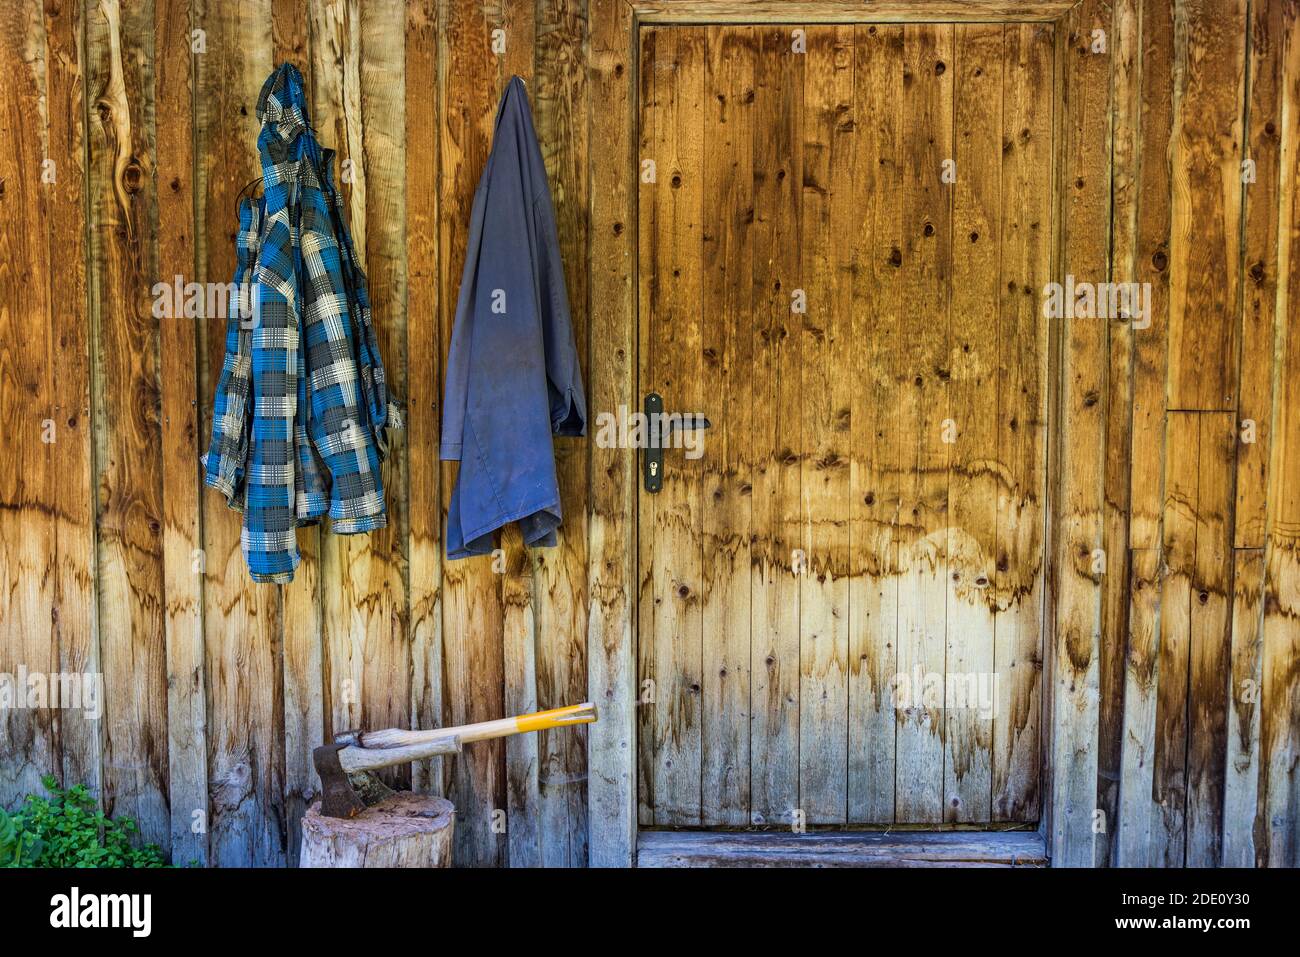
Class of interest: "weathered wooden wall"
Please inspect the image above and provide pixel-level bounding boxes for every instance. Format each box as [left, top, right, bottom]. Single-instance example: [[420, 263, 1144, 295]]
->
[[0, 0, 1298, 868]]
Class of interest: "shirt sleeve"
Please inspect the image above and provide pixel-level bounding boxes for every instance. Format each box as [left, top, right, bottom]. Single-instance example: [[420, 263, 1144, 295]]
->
[[531, 162, 586, 437], [441, 177, 492, 461]]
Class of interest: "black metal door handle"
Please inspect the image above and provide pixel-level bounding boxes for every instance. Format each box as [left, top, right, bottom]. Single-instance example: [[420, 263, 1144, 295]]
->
[[642, 392, 711, 494]]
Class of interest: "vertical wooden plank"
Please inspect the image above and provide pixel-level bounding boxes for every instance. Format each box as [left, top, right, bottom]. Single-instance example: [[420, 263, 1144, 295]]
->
[[1114, 547, 1162, 865], [894, 22, 952, 825], [1259, 8, 1300, 865], [847, 22, 902, 824], [156, 0, 208, 866], [438, 0, 531, 866], [645, 25, 705, 827], [0, 0, 63, 808], [1166, 0, 1247, 412], [85, 0, 170, 849], [1117, 0, 1174, 857], [195, 0, 284, 867], [994, 21, 1052, 823], [1186, 411, 1234, 866], [944, 21, 1000, 825], [1222, 548, 1264, 867], [42, 0, 101, 802], [700, 23, 753, 827], [1047, 0, 1110, 867], [312, 0, 411, 794], [587, 0, 637, 866], [749, 23, 803, 827], [1128, 0, 1173, 551], [267, 0, 320, 870], [311, 0, 361, 754], [273, 0, 310, 73], [360, 0, 411, 762], [533, 0, 590, 865], [1235, 0, 1285, 548], [406, 0, 443, 800], [502, 531, 541, 865], [635, 23, 657, 828], [1096, 0, 1135, 866], [1152, 410, 1198, 867], [798, 23, 852, 825]]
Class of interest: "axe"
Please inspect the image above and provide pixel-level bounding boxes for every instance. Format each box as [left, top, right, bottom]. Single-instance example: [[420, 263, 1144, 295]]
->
[[313, 703, 597, 818]]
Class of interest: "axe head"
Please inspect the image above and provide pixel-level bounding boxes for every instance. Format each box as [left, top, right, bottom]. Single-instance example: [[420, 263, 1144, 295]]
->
[[313, 743, 395, 819]]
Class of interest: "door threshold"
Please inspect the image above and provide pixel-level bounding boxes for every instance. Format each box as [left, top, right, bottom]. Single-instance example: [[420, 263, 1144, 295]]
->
[[637, 829, 1047, 868]]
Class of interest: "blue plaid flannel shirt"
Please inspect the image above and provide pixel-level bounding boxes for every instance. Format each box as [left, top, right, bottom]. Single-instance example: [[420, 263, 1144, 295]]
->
[[204, 63, 401, 583]]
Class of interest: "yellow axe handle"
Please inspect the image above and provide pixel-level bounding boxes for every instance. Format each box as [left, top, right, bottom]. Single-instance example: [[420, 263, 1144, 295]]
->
[[513, 703, 598, 734], [350, 703, 597, 750], [456, 703, 598, 744]]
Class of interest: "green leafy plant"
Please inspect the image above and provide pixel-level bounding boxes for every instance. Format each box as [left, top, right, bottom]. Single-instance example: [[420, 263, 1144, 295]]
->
[[2, 776, 169, 868], [0, 806, 44, 866]]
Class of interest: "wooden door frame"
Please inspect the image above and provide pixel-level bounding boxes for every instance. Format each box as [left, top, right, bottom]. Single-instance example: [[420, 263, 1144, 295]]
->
[[586, 0, 1106, 868]]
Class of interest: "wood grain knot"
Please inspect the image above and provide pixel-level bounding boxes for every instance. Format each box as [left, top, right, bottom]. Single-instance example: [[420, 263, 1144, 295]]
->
[[123, 162, 144, 193]]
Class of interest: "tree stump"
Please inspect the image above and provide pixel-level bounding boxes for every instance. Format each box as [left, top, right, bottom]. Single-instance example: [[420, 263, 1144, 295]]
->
[[300, 792, 455, 868]]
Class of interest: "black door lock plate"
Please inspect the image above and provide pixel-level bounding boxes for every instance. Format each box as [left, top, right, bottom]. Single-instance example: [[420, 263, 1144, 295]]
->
[[642, 392, 711, 494]]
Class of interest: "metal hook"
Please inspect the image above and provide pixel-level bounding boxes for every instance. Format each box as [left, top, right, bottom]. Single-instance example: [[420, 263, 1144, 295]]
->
[[235, 176, 262, 204]]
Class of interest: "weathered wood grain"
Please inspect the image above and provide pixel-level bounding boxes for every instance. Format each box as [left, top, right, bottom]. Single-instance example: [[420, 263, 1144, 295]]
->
[[748, 24, 803, 827], [1258, 9, 1300, 865], [587, 0, 637, 866], [3, 0, 1297, 871], [700, 23, 754, 827], [847, 22, 903, 824], [632, 1, 1076, 24], [798, 24, 852, 824], [894, 22, 952, 825], [438, 0, 503, 864], [1114, 546, 1162, 866], [644, 25, 706, 826], [1113, 0, 1174, 860], [1234, 0, 1285, 549], [41, 0, 101, 803], [271, 0, 320, 870], [637, 828, 1047, 868], [1186, 412, 1235, 866], [436, 0, 534, 867], [533, 0, 590, 866], [1047, 0, 1110, 868], [300, 791, 454, 868], [993, 21, 1051, 824], [1096, 0, 1135, 867], [1223, 547, 1264, 867], [156, 0, 208, 867], [406, 0, 443, 802], [634, 24, 658, 829], [635, 19, 1054, 832], [359, 0, 412, 764], [1151, 410, 1197, 867], [311, 2, 412, 796], [1127, 0, 1173, 552], [195, 0, 284, 867], [1166, 0, 1247, 412], [85, 0, 170, 849], [944, 21, 1000, 825], [501, 527, 541, 865], [0, 0, 63, 808]]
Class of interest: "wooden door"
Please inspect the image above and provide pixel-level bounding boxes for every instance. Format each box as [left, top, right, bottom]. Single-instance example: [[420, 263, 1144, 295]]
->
[[636, 22, 1056, 827]]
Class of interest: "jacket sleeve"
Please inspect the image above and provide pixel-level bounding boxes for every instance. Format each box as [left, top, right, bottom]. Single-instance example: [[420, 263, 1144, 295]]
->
[[440, 184, 488, 462], [531, 152, 587, 437]]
